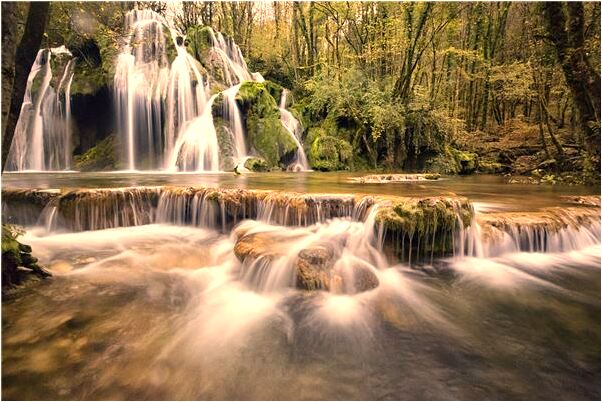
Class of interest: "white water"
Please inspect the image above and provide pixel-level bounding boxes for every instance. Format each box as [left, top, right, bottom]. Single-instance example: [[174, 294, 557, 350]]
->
[[222, 83, 247, 160], [7, 47, 74, 171], [114, 11, 275, 172], [279, 89, 309, 171]]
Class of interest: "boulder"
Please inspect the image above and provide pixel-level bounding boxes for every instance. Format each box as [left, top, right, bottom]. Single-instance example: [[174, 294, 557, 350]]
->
[[236, 81, 298, 168], [233, 232, 379, 294]]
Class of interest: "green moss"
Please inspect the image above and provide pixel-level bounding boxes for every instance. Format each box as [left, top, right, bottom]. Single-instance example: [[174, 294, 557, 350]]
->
[[236, 81, 297, 167], [307, 130, 352, 171], [375, 197, 473, 260], [264, 81, 284, 105], [246, 113, 297, 166], [2, 224, 50, 288], [453, 149, 478, 174], [186, 25, 213, 63], [478, 159, 504, 174], [425, 146, 478, 175], [74, 134, 119, 171], [244, 157, 269, 172]]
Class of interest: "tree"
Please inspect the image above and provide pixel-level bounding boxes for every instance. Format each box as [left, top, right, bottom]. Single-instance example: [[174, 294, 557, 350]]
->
[[2, 2, 50, 172], [543, 2, 601, 157]]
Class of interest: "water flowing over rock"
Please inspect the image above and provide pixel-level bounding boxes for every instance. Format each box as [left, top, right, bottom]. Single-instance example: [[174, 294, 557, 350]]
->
[[2, 187, 599, 265], [112, 11, 272, 172], [279, 89, 309, 171], [6, 47, 74, 171]]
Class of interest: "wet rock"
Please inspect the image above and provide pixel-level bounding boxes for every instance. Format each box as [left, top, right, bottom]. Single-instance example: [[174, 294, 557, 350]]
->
[[2, 224, 51, 289], [346, 263, 379, 293], [295, 246, 334, 291], [233, 231, 282, 262], [295, 246, 379, 293]]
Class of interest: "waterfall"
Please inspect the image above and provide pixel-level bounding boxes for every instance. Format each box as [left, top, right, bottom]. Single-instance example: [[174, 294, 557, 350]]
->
[[207, 28, 253, 86], [164, 30, 208, 167], [6, 47, 74, 171], [279, 89, 309, 171], [168, 95, 220, 172], [114, 10, 169, 170], [222, 83, 247, 160]]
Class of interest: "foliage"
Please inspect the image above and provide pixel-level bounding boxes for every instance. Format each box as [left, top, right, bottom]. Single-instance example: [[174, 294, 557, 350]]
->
[[74, 134, 119, 171]]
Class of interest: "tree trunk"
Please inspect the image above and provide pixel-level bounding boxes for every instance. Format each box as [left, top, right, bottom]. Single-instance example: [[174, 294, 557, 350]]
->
[[543, 2, 601, 156], [2, 2, 50, 172]]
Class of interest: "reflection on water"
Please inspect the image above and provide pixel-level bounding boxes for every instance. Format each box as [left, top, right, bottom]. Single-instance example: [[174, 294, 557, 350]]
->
[[2, 223, 600, 400], [2, 171, 598, 211]]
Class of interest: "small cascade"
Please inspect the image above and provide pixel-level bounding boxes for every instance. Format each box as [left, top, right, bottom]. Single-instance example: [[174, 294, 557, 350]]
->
[[234, 202, 384, 293], [463, 206, 602, 257], [279, 90, 309, 171], [222, 84, 247, 160], [4, 187, 599, 267], [207, 28, 252, 86], [6, 47, 74, 171], [168, 95, 220, 171]]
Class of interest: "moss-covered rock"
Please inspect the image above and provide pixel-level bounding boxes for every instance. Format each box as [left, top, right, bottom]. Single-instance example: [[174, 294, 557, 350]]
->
[[186, 25, 214, 65], [307, 127, 352, 171], [244, 157, 269, 172], [212, 116, 237, 171], [74, 134, 119, 171], [2, 224, 51, 289], [425, 146, 478, 175], [478, 158, 504, 174], [236, 81, 297, 167], [375, 197, 473, 262]]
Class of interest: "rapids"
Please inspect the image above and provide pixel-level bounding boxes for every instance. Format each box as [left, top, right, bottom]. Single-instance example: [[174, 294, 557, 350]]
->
[[1, 174, 600, 400]]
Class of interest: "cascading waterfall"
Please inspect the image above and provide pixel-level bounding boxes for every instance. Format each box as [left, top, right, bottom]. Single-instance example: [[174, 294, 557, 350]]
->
[[168, 95, 220, 172], [114, 10, 169, 170], [207, 28, 253, 86], [222, 83, 247, 161], [3, 187, 600, 265], [279, 89, 309, 171], [6, 47, 74, 171], [164, 30, 209, 166], [114, 11, 267, 172]]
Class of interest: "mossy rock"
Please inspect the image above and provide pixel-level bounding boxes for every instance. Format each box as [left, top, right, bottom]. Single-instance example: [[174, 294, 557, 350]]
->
[[213, 117, 236, 171], [307, 128, 352, 171], [244, 157, 269, 172], [2, 224, 51, 289], [375, 197, 473, 261], [425, 146, 478, 175], [186, 25, 214, 64], [478, 159, 504, 174], [453, 149, 478, 174], [236, 81, 297, 167], [74, 134, 119, 171]]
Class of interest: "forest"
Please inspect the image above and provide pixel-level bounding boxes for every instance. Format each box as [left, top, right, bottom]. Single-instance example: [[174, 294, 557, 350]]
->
[[2, 1, 600, 183], [1, 2, 601, 400]]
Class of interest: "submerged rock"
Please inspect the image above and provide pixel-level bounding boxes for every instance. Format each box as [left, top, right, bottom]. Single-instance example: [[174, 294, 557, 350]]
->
[[351, 173, 440, 183]]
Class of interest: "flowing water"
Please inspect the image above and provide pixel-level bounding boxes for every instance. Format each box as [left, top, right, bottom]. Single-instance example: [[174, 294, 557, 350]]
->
[[113, 11, 262, 172], [1, 173, 600, 400], [6, 47, 74, 172], [279, 90, 310, 171]]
